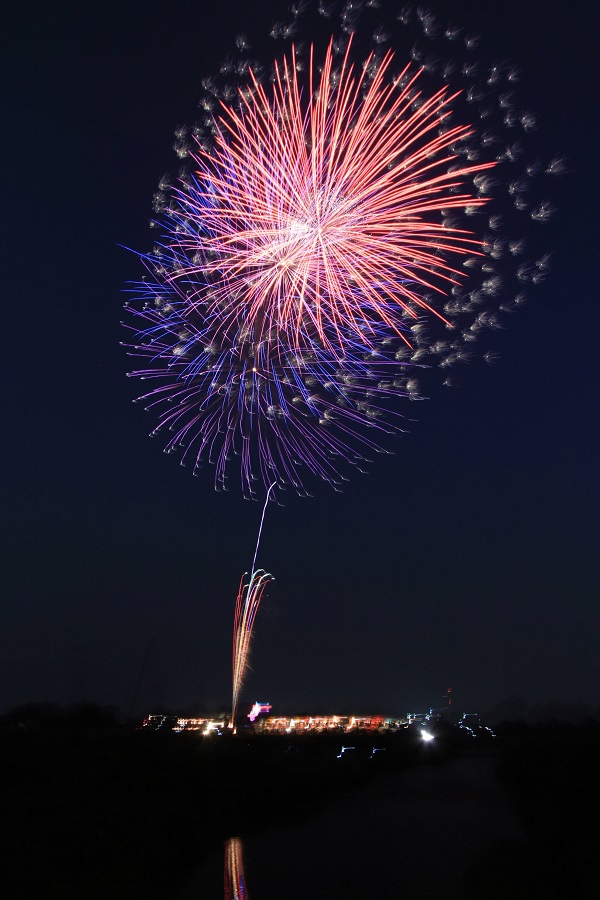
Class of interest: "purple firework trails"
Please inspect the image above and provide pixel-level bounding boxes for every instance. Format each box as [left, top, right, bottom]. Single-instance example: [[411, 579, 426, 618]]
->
[[123, 1, 558, 499]]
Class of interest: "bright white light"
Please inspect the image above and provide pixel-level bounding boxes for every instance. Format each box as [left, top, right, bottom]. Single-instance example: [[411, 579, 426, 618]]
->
[[288, 219, 310, 239], [420, 730, 435, 742]]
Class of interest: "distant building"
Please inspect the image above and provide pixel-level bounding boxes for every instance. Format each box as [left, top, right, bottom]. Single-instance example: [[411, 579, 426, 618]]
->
[[248, 701, 272, 722], [141, 714, 179, 730], [141, 714, 225, 733], [256, 714, 406, 733], [142, 710, 411, 735]]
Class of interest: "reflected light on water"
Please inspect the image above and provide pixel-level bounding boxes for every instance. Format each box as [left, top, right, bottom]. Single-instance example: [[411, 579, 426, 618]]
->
[[224, 837, 250, 900]]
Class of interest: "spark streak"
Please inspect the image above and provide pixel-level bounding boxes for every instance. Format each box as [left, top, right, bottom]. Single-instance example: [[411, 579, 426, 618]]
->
[[231, 484, 276, 729], [231, 569, 273, 730]]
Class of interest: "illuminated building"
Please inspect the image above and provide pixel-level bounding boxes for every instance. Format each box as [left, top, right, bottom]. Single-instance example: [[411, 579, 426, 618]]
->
[[141, 714, 226, 733], [247, 701, 271, 722]]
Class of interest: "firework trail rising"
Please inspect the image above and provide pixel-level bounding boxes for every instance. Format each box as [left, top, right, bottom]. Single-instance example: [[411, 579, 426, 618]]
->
[[250, 482, 276, 577], [123, 0, 558, 498], [229, 481, 276, 728], [231, 569, 273, 730]]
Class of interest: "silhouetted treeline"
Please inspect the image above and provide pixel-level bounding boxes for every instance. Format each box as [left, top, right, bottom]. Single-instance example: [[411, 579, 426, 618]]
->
[[484, 695, 600, 725], [0, 701, 121, 732]]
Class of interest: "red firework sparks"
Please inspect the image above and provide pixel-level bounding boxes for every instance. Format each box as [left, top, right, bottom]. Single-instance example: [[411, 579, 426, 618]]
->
[[231, 569, 273, 727], [176, 37, 495, 358], [126, 2, 557, 496]]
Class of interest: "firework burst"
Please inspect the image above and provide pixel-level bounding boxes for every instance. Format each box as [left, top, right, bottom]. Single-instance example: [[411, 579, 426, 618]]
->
[[123, 1, 558, 497], [172, 39, 492, 358]]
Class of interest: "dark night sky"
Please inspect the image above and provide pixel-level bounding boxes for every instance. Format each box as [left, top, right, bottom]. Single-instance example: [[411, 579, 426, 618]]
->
[[2, 0, 598, 718]]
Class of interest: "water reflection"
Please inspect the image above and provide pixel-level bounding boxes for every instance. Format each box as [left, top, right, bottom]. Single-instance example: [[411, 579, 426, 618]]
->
[[224, 837, 250, 899]]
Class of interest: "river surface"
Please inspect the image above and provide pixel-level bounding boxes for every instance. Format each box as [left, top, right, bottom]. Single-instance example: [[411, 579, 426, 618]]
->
[[178, 750, 527, 899]]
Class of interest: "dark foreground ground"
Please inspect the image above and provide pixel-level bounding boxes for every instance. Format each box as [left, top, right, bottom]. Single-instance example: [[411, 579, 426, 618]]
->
[[2, 709, 600, 898]]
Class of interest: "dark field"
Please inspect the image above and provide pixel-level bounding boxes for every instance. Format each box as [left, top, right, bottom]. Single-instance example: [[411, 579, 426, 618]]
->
[[2, 709, 600, 899]]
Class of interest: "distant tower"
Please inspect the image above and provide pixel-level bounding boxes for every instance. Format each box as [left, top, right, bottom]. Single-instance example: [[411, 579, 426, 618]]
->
[[443, 687, 453, 710]]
